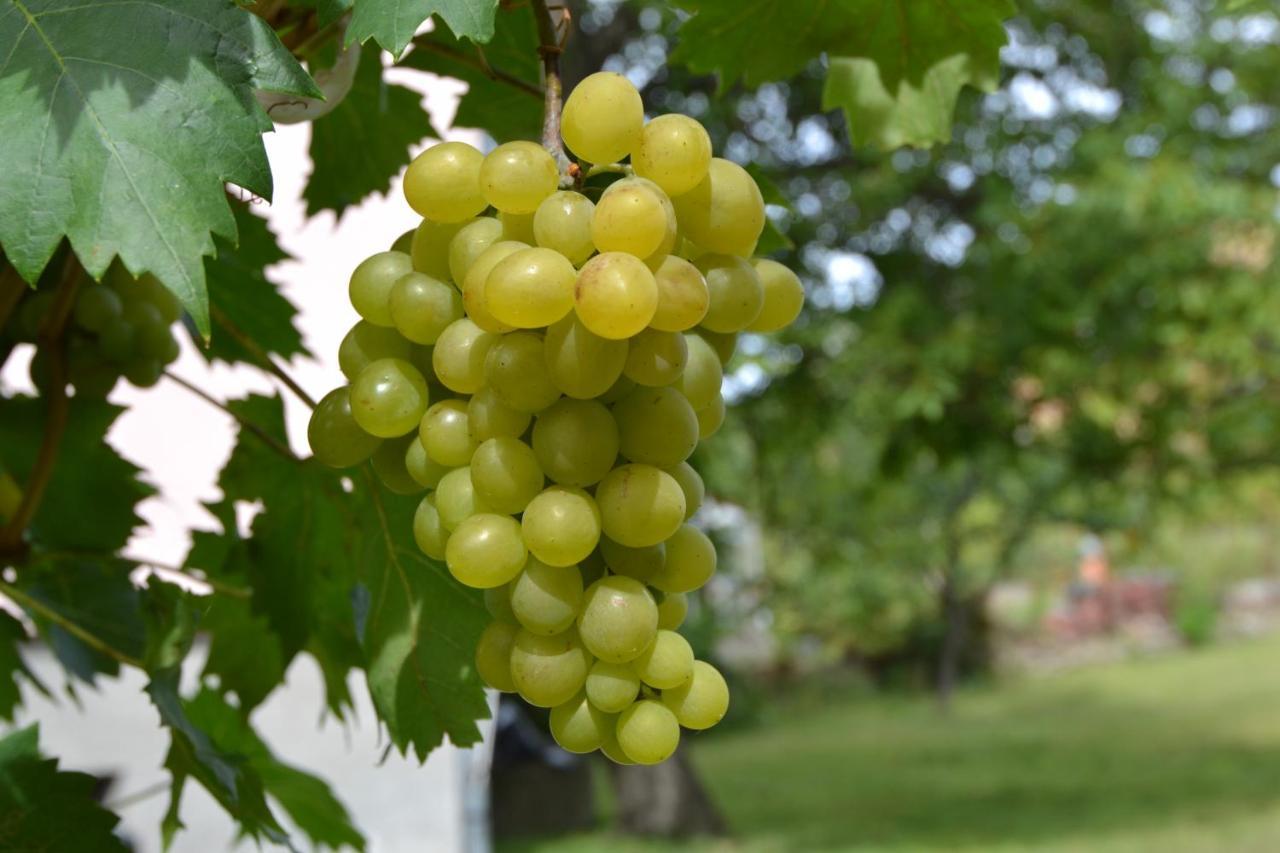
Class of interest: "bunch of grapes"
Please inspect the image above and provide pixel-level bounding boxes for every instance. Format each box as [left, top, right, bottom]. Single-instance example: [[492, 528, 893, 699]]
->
[[308, 72, 803, 764]]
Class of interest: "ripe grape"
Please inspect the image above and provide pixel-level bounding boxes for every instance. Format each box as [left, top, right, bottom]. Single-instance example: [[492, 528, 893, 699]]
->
[[73, 285, 123, 333], [432, 318, 497, 394], [531, 398, 619, 487], [521, 485, 601, 566], [349, 251, 413, 327], [461, 241, 525, 334], [561, 71, 643, 164], [585, 660, 640, 713], [616, 700, 680, 765], [467, 386, 531, 442], [613, 385, 699, 468], [308, 387, 382, 468], [533, 191, 596, 265], [485, 583, 517, 623], [632, 629, 694, 689], [656, 592, 688, 630], [419, 399, 477, 467], [404, 141, 487, 222], [649, 523, 716, 594], [338, 321, 412, 380], [412, 494, 449, 560], [485, 247, 576, 329], [598, 537, 664, 584], [390, 272, 462, 344], [543, 315, 628, 399], [748, 258, 806, 331], [665, 461, 705, 520], [577, 575, 658, 663], [650, 255, 709, 332], [550, 692, 609, 754], [470, 436, 544, 514], [595, 464, 686, 548], [670, 158, 765, 256], [510, 558, 584, 636], [480, 141, 559, 214], [435, 466, 492, 530], [632, 114, 713, 196], [591, 181, 670, 258], [405, 437, 450, 488], [661, 660, 729, 730], [622, 328, 688, 386], [696, 328, 738, 365], [410, 218, 471, 280], [574, 253, 658, 340], [675, 333, 723, 411], [371, 435, 426, 495], [509, 628, 591, 708], [475, 621, 519, 692], [500, 210, 537, 244], [484, 331, 560, 413], [696, 254, 764, 333], [447, 216, 504, 285], [445, 512, 527, 589], [350, 358, 429, 438], [696, 394, 726, 439], [599, 719, 635, 765]]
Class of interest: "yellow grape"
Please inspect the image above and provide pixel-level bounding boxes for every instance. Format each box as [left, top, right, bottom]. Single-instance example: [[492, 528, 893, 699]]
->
[[475, 620, 519, 692], [445, 512, 527, 588], [404, 141, 487, 222], [531, 398, 619, 487], [533, 191, 596, 265], [480, 141, 559, 214], [510, 628, 591, 708], [350, 357, 430, 438], [462, 241, 526, 334], [419, 399, 477, 467], [543, 314, 628, 399], [500, 210, 537, 244], [574, 253, 658, 340], [470, 436, 544, 514], [595, 464, 686, 548], [664, 461, 705, 520], [591, 181, 670, 258], [412, 494, 449, 560], [599, 718, 635, 765], [696, 328, 738, 365], [511, 558, 584, 636], [696, 393, 725, 439], [411, 218, 472, 281], [661, 660, 729, 730], [695, 254, 764, 333], [485, 331, 561, 413], [632, 629, 694, 689], [623, 328, 688, 386], [585, 661, 640, 713], [577, 575, 658, 664], [390, 272, 462, 344], [671, 158, 765, 256], [561, 71, 643, 164], [467, 386, 532, 442], [405, 437, 449, 489], [675, 333, 723, 411], [432, 318, 498, 394], [521, 485, 601, 566], [434, 466, 493, 530], [598, 374, 637, 405], [598, 536, 664, 584], [632, 114, 713, 197], [550, 692, 610, 754], [447, 217, 504, 285], [485, 247, 576, 329], [616, 700, 680, 765], [747, 258, 805, 331], [349, 251, 413, 327], [656, 592, 688, 630], [650, 255, 709, 332], [649, 523, 716, 594], [613, 385, 699, 468]]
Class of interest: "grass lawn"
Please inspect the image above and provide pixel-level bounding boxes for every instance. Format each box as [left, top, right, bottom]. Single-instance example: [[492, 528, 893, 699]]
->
[[500, 632, 1280, 852]]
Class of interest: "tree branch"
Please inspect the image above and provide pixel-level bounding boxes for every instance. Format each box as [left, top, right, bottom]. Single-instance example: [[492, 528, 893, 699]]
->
[[0, 579, 145, 669], [409, 39, 543, 99], [163, 370, 301, 464], [531, 0, 574, 181], [209, 304, 316, 408]]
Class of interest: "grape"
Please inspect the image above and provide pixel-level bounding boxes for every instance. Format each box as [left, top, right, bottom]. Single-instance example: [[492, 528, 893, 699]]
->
[[510, 558, 583, 635], [123, 358, 161, 388], [410, 218, 471, 280], [696, 394, 726, 439], [577, 575, 658, 664], [656, 592, 688, 630], [574, 253, 659, 340], [485, 583, 517, 623], [623, 177, 678, 259], [599, 537, 664, 584], [484, 331, 560, 413], [616, 700, 680, 765], [405, 437, 450, 488], [599, 719, 635, 765], [470, 436, 544, 514], [661, 660, 729, 730], [497, 211, 535, 246], [475, 621, 519, 692], [371, 435, 426, 495], [392, 228, 415, 254], [419, 399, 477, 467], [350, 357, 429, 438], [650, 255, 709, 332], [74, 285, 123, 333], [461, 241, 525, 334], [598, 374, 637, 405], [696, 328, 738, 365], [467, 386, 532, 442], [543, 315, 628, 400], [447, 217, 504, 285], [748, 258, 805, 331], [531, 398, 619, 487], [390, 272, 463, 344], [585, 660, 640, 713], [675, 333, 723, 411], [445, 513, 527, 589], [98, 318, 136, 362], [533, 191, 596, 266], [404, 141, 487, 222], [623, 328, 688, 387], [664, 461, 705, 520], [613, 385, 699, 468], [579, 549, 608, 588], [591, 181, 669, 258], [412, 494, 449, 560], [695, 254, 764, 333], [633, 629, 694, 690], [561, 71, 643, 164], [509, 628, 591, 708], [432, 318, 497, 394], [349, 251, 413, 327], [480, 141, 559, 214], [435, 465, 493, 530], [595, 464, 686, 548], [550, 692, 609, 754], [308, 387, 382, 468], [338, 321, 413, 380], [671, 158, 765, 256], [521, 485, 601, 567], [485, 247, 576, 329], [649, 523, 716, 594], [632, 114, 713, 197], [140, 275, 183, 324], [67, 347, 119, 398]]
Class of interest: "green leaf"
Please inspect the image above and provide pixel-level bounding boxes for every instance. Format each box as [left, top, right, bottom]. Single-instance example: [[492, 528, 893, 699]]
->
[[200, 589, 287, 713], [0, 0, 320, 335], [305, 49, 434, 216], [402, 3, 542, 142], [0, 725, 128, 852], [347, 0, 500, 57], [300, 0, 354, 28], [0, 611, 46, 722]]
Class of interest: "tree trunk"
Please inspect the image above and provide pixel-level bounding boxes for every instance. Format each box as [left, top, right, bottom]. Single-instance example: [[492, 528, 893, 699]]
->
[[936, 565, 966, 712], [607, 743, 727, 837]]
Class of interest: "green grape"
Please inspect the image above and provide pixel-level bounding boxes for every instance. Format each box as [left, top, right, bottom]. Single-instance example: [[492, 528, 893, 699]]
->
[[479, 141, 559, 214], [675, 333, 723, 411], [468, 386, 532, 442], [632, 114, 713, 197], [410, 218, 470, 280], [617, 700, 680, 765], [391, 228, 415, 255], [157, 333, 180, 365], [696, 393, 725, 439], [664, 461, 705, 520], [650, 255, 709, 332], [470, 437, 544, 514], [561, 71, 643, 164], [389, 272, 463, 344], [623, 328, 688, 387], [73, 285, 123, 333], [350, 357, 429, 438], [67, 347, 120, 398], [445, 513, 527, 589], [585, 660, 640, 713], [632, 629, 694, 689], [432, 318, 498, 394], [485, 247, 576, 329], [349, 251, 413, 327], [447, 216, 504, 285], [404, 141, 487, 222], [126, 304, 174, 362], [620, 177, 678, 259], [533, 191, 596, 266], [695, 254, 764, 333], [662, 660, 729, 730], [650, 523, 716, 594], [98, 318, 136, 362], [371, 435, 426, 495], [14, 291, 55, 341], [579, 549, 608, 587], [509, 628, 591, 708], [543, 314, 628, 400], [613, 385, 699, 468], [338, 321, 413, 380], [475, 620, 519, 692], [696, 328, 738, 366], [591, 181, 670, 258], [435, 465, 493, 530], [484, 331, 560, 413], [595, 464, 686, 548], [419, 399, 477, 467], [599, 537, 664, 583], [599, 718, 635, 765], [485, 582, 517, 623], [549, 692, 609, 754], [748, 258, 805, 331], [577, 575, 658, 664], [657, 592, 688, 630], [461, 240, 525, 334], [308, 387, 382, 468], [521, 485, 601, 567], [500, 210, 537, 244], [123, 358, 162, 388], [598, 374, 637, 405], [574, 253, 658, 340], [671, 158, 765, 256], [531, 398, 619, 488], [511, 558, 584, 635], [412, 494, 449, 560], [405, 436, 450, 488]]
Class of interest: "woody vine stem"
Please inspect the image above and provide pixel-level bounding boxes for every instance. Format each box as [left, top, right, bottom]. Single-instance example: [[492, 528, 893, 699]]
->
[[531, 0, 574, 182]]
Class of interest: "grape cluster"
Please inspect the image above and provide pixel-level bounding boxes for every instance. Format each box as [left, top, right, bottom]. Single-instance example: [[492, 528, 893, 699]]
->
[[308, 72, 803, 764]]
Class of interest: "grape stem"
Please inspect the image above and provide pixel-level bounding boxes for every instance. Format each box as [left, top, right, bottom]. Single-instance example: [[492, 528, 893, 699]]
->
[[584, 162, 633, 179], [163, 370, 301, 463], [209, 304, 317, 409], [531, 0, 574, 184]]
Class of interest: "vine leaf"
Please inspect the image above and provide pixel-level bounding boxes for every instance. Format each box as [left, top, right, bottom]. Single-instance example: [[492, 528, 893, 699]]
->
[[347, 0, 500, 58], [0, 611, 47, 722], [0, 0, 320, 336], [0, 725, 128, 852]]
